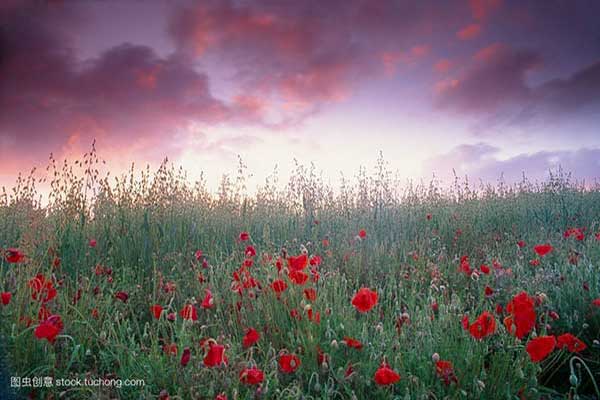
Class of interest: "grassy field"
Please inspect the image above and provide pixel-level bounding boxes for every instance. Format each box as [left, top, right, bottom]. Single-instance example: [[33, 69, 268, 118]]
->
[[1, 153, 600, 399]]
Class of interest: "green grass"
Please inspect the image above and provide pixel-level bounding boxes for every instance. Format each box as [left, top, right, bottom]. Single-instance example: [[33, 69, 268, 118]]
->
[[1, 155, 600, 399]]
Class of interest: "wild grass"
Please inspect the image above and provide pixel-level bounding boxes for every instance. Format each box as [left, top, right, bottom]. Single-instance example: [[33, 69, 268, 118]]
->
[[1, 148, 599, 399]]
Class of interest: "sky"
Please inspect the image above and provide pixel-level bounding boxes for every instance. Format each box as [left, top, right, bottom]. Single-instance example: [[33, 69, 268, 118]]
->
[[1, 0, 600, 193]]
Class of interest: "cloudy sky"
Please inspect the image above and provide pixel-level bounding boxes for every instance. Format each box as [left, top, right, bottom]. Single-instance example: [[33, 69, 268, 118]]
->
[[1, 0, 599, 191]]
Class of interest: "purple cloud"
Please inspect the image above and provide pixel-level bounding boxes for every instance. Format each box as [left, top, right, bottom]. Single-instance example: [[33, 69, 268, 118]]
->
[[423, 143, 600, 184]]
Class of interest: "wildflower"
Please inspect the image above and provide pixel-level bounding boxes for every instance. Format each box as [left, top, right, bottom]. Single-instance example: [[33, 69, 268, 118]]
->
[[533, 244, 553, 257], [592, 298, 600, 307], [480, 264, 490, 274], [34, 315, 63, 343], [288, 269, 308, 285], [358, 229, 367, 239], [180, 304, 198, 321], [245, 246, 256, 257], [351, 288, 378, 313], [5, 248, 25, 263], [468, 311, 496, 340], [115, 291, 129, 303], [435, 360, 458, 385], [373, 361, 400, 385], [163, 343, 177, 356], [239, 232, 250, 241], [195, 250, 203, 260], [526, 335, 556, 362], [201, 289, 214, 309], [504, 291, 536, 339], [303, 288, 317, 301], [180, 347, 191, 367], [556, 333, 587, 353], [288, 254, 308, 271], [150, 304, 163, 319], [239, 366, 264, 385], [343, 337, 363, 350], [242, 328, 260, 348], [271, 279, 287, 296], [203, 342, 228, 367], [309, 255, 321, 266], [279, 353, 301, 373], [89, 239, 97, 248], [517, 240, 526, 248], [1, 292, 11, 305], [28, 274, 57, 303], [459, 255, 471, 275]]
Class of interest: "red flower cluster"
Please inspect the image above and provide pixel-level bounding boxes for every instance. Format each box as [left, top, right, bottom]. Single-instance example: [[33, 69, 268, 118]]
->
[[28, 274, 57, 303]]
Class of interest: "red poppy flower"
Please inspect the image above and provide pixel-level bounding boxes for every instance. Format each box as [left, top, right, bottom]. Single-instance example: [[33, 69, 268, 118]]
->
[[180, 304, 198, 321], [245, 246, 256, 258], [271, 279, 287, 295], [468, 311, 496, 339], [480, 264, 490, 274], [484, 286, 494, 297], [279, 353, 301, 373], [556, 333, 587, 353], [322, 238, 330, 247], [461, 315, 469, 330], [28, 274, 57, 303], [435, 360, 458, 386], [239, 231, 250, 241], [203, 343, 228, 367], [358, 229, 367, 238], [351, 288, 378, 313], [374, 361, 400, 385], [180, 347, 191, 367], [534, 244, 553, 257], [517, 240, 526, 248], [529, 259, 540, 267], [309, 255, 321, 266], [426, 213, 432, 220], [239, 366, 264, 385], [1, 292, 11, 305], [592, 298, 600, 307], [564, 228, 585, 241], [242, 328, 260, 348], [505, 291, 536, 339], [89, 239, 97, 248], [201, 289, 214, 309], [526, 335, 556, 362], [91, 308, 99, 319], [150, 304, 163, 319], [115, 291, 129, 303], [215, 393, 227, 400], [163, 343, 178, 356], [307, 308, 320, 323], [303, 288, 317, 301], [195, 250, 203, 260], [290, 308, 301, 321], [288, 254, 308, 271], [343, 336, 363, 350], [459, 255, 471, 275], [288, 269, 308, 285], [34, 315, 63, 343], [5, 248, 25, 263]]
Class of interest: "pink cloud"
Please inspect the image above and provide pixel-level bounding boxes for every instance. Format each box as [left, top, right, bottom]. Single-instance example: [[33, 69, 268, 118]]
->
[[457, 23, 482, 40], [469, 0, 502, 21]]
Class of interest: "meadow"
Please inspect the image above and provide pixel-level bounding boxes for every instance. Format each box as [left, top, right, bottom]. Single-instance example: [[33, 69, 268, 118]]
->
[[1, 151, 600, 399]]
